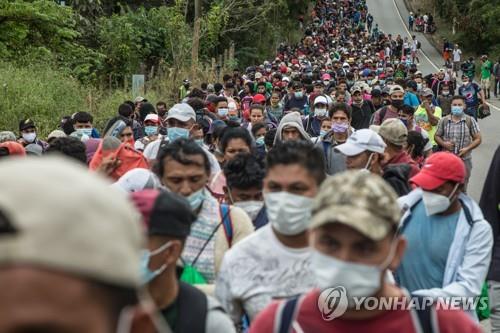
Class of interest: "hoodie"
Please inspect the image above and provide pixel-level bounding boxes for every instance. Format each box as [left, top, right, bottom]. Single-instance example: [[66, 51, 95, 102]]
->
[[273, 111, 311, 145]]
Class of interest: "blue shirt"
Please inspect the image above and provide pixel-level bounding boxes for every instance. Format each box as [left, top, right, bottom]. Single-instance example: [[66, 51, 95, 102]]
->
[[404, 92, 420, 108], [396, 200, 460, 293]]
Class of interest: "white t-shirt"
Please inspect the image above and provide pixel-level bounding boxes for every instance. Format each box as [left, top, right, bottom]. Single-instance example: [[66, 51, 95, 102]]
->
[[453, 49, 462, 62], [143, 138, 221, 178], [215, 225, 315, 323]]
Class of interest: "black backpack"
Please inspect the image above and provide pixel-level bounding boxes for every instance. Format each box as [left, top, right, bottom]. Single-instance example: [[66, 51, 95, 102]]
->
[[175, 282, 208, 333]]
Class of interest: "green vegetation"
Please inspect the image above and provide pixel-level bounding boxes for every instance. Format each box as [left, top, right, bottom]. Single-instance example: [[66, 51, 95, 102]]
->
[[0, 0, 308, 133]]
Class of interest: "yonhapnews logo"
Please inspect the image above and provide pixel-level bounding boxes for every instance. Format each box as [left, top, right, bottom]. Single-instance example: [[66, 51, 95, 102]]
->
[[317, 286, 348, 321]]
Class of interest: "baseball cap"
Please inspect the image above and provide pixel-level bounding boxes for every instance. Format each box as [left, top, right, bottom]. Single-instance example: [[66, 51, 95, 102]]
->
[[134, 96, 146, 103], [255, 72, 263, 79], [371, 89, 382, 97], [0, 142, 26, 156], [410, 152, 466, 190], [112, 168, 161, 193], [322, 73, 331, 81], [378, 118, 408, 146], [422, 88, 434, 97], [389, 85, 404, 95], [335, 129, 386, 156], [144, 114, 160, 123], [19, 119, 36, 131], [310, 171, 401, 241], [47, 130, 67, 141], [130, 189, 195, 239], [25, 143, 43, 156], [382, 86, 391, 95], [0, 157, 144, 288], [252, 94, 266, 104], [350, 86, 362, 94], [415, 71, 423, 76], [166, 103, 196, 122], [314, 95, 328, 106]]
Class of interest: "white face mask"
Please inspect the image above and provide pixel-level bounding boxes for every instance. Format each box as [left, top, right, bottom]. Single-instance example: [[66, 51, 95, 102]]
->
[[234, 200, 263, 221], [314, 108, 327, 117], [311, 244, 395, 307], [422, 183, 459, 216], [264, 191, 313, 235], [22, 132, 36, 143]]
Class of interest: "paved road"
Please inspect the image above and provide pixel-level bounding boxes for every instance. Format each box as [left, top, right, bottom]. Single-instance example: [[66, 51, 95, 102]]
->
[[368, 0, 500, 201]]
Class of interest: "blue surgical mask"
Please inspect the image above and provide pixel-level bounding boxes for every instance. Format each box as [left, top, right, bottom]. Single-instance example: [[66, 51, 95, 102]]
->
[[195, 139, 204, 147], [228, 115, 240, 122], [320, 130, 328, 136], [140, 241, 172, 284], [76, 128, 93, 137], [144, 126, 158, 136], [451, 105, 464, 116], [186, 188, 205, 211], [256, 136, 265, 146], [294, 91, 303, 99], [379, 80, 386, 86], [167, 127, 190, 142], [218, 108, 229, 117]]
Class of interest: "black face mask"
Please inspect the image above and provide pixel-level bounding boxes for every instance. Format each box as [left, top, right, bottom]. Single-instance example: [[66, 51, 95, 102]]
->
[[391, 99, 404, 109]]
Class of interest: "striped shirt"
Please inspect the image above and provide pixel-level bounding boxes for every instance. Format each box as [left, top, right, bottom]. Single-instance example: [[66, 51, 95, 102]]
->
[[436, 115, 480, 159]]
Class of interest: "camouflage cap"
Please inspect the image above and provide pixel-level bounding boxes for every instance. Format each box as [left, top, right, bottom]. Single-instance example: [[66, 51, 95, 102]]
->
[[378, 118, 408, 146], [310, 170, 401, 241]]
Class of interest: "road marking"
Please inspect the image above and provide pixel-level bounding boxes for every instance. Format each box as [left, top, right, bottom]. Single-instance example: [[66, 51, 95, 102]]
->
[[391, 0, 500, 111]]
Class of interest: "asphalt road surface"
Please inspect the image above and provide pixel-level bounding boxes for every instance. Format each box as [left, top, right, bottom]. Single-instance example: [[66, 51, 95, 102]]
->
[[368, 0, 500, 202]]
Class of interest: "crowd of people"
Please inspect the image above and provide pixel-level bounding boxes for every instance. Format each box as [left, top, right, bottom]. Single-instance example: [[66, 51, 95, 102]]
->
[[1, 0, 499, 332]]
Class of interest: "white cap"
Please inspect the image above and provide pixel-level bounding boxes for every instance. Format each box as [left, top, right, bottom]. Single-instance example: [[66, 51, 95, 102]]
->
[[389, 85, 404, 95], [343, 62, 350, 68], [166, 103, 196, 122], [314, 95, 328, 105], [255, 72, 263, 79], [112, 168, 161, 193], [144, 114, 160, 123], [335, 129, 387, 156], [0, 157, 144, 288], [282, 76, 291, 82], [134, 96, 146, 103]]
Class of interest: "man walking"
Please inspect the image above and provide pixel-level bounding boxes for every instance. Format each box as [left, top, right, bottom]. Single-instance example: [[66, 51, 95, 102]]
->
[[481, 55, 493, 99]]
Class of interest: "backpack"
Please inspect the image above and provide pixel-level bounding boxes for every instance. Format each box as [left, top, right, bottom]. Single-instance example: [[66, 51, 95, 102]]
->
[[273, 295, 441, 333], [417, 40, 422, 49], [176, 282, 208, 333]]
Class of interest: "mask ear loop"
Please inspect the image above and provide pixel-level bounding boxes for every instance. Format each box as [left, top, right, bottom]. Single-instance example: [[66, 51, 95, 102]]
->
[[447, 183, 460, 201]]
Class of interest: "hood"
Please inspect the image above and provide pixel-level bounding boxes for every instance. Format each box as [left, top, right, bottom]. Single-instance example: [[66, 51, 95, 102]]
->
[[274, 111, 311, 145]]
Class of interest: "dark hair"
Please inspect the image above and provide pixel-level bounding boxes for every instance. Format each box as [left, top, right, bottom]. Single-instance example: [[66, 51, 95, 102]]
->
[[156, 101, 167, 107], [249, 104, 265, 114], [266, 141, 326, 185], [251, 122, 267, 138], [139, 102, 156, 122], [187, 88, 205, 99], [118, 103, 133, 118], [407, 131, 428, 159], [186, 97, 205, 112], [400, 105, 416, 116], [73, 112, 93, 124], [220, 127, 253, 154], [451, 95, 466, 103], [60, 115, 75, 135], [215, 97, 228, 106], [244, 82, 255, 94], [214, 83, 223, 94], [103, 116, 132, 136], [88, 280, 138, 325], [264, 128, 277, 147], [257, 81, 266, 88], [157, 138, 210, 178], [223, 74, 232, 82], [45, 137, 87, 164], [224, 153, 265, 190], [328, 102, 352, 119]]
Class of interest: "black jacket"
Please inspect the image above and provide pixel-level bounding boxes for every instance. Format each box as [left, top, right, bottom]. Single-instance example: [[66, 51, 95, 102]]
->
[[383, 164, 412, 197], [481, 146, 500, 281]]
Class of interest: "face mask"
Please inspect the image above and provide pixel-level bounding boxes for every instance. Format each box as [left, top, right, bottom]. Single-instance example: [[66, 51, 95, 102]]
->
[[234, 200, 264, 221], [379, 80, 385, 86], [76, 128, 93, 137], [228, 115, 240, 122], [22, 132, 36, 143], [264, 191, 313, 236], [364, 152, 374, 171], [294, 91, 304, 99], [218, 108, 229, 117], [391, 99, 404, 109], [441, 91, 450, 96], [417, 83, 422, 91], [451, 105, 464, 116], [144, 126, 158, 136], [400, 118, 408, 127], [320, 130, 328, 136], [332, 122, 349, 133], [167, 127, 190, 142], [314, 108, 327, 117], [195, 139, 204, 147], [255, 136, 265, 146], [310, 244, 396, 305], [422, 183, 459, 216], [140, 241, 173, 284], [186, 188, 205, 211]]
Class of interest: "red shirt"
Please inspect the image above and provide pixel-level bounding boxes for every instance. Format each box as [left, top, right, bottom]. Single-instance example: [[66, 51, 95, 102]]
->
[[250, 289, 482, 333]]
